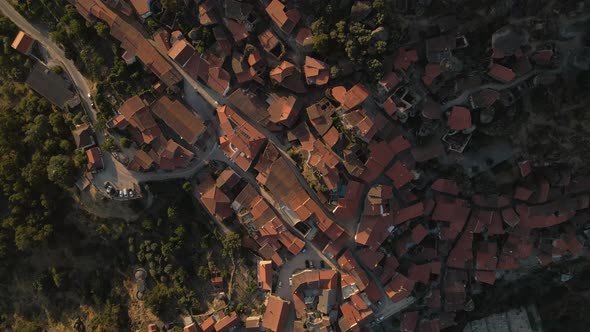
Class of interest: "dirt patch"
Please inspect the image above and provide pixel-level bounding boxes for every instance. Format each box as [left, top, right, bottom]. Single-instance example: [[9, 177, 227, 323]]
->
[[76, 185, 142, 221], [124, 279, 159, 330]]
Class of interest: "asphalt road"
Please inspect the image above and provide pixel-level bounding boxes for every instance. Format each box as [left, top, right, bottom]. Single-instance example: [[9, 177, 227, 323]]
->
[[0, 0, 94, 119], [0, 0, 438, 324]]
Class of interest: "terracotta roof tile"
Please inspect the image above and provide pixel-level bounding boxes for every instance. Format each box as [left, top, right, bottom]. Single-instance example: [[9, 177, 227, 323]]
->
[[379, 72, 401, 91], [342, 83, 369, 110], [401, 311, 418, 332], [447, 106, 472, 130], [263, 295, 290, 332], [431, 179, 460, 195], [151, 96, 205, 144], [386, 161, 414, 189], [488, 63, 516, 82], [11, 31, 34, 55]]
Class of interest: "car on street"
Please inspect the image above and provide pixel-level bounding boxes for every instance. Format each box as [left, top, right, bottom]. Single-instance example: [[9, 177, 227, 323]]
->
[[305, 260, 311, 269], [309, 260, 314, 269], [320, 261, 326, 269], [278, 281, 282, 288], [289, 277, 293, 286]]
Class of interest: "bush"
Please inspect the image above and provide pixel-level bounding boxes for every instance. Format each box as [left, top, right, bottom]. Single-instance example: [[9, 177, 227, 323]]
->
[[100, 138, 116, 152], [51, 66, 63, 74]]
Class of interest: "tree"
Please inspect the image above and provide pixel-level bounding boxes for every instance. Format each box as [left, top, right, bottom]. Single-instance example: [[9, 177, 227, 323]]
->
[[24, 114, 50, 146], [312, 33, 330, 54], [100, 138, 116, 152], [119, 137, 132, 148], [330, 66, 340, 79], [366, 59, 383, 80], [94, 22, 110, 39], [73, 148, 88, 168], [49, 112, 68, 136], [182, 181, 192, 193], [222, 232, 241, 258], [144, 283, 175, 318], [88, 300, 129, 332], [47, 154, 75, 187], [167, 206, 177, 219]]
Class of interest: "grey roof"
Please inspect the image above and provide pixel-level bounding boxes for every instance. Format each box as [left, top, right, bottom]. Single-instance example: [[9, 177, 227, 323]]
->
[[26, 62, 76, 109], [317, 289, 337, 314]]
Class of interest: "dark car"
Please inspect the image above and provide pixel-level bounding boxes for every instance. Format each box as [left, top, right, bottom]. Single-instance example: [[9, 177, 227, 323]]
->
[[320, 260, 326, 269], [305, 260, 311, 269]]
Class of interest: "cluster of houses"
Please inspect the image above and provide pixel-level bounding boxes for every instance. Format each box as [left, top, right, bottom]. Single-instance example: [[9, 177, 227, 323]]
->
[[67, 0, 590, 331], [108, 94, 205, 172], [10, 31, 103, 185]]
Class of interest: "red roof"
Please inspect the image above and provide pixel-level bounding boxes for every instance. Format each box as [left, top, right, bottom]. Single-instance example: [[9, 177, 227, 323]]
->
[[501, 208, 520, 227], [379, 72, 401, 91], [386, 161, 414, 189], [385, 273, 415, 302], [214, 312, 239, 332], [356, 247, 384, 270], [304, 56, 329, 85], [343, 83, 369, 110], [447, 106, 472, 130], [488, 63, 516, 82], [383, 97, 397, 117], [331, 86, 347, 105], [476, 244, 498, 271], [217, 105, 266, 171], [432, 198, 470, 225], [532, 49, 553, 65], [265, 0, 300, 35], [263, 295, 290, 332], [393, 202, 424, 225], [295, 27, 312, 46], [518, 160, 532, 177], [11, 31, 34, 55], [401, 311, 419, 332], [422, 64, 442, 86], [355, 215, 389, 250], [86, 147, 104, 170], [258, 260, 273, 291], [431, 179, 460, 195], [411, 224, 429, 244], [130, 0, 151, 16], [408, 263, 431, 284], [394, 48, 418, 71], [224, 18, 249, 42], [200, 317, 216, 332]]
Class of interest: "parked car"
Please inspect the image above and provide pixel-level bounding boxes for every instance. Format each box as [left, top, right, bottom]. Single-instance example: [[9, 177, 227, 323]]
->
[[320, 261, 326, 269], [118, 190, 123, 198], [278, 281, 282, 288], [305, 260, 311, 269], [129, 189, 135, 198], [309, 261, 314, 269], [289, 277, 293, 286]]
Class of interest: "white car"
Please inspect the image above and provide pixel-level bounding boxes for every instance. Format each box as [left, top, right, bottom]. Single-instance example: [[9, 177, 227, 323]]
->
[[289, 277, 293, 286], [278, 281, 282, 288]]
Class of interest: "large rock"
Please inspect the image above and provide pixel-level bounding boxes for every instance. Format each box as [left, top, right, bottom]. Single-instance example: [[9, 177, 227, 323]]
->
[[371, 26, 389, 41]]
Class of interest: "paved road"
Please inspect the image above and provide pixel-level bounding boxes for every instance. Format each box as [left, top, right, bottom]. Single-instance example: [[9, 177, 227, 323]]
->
[[0, 0, 229, 191], [0, 0, 94, 119]]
